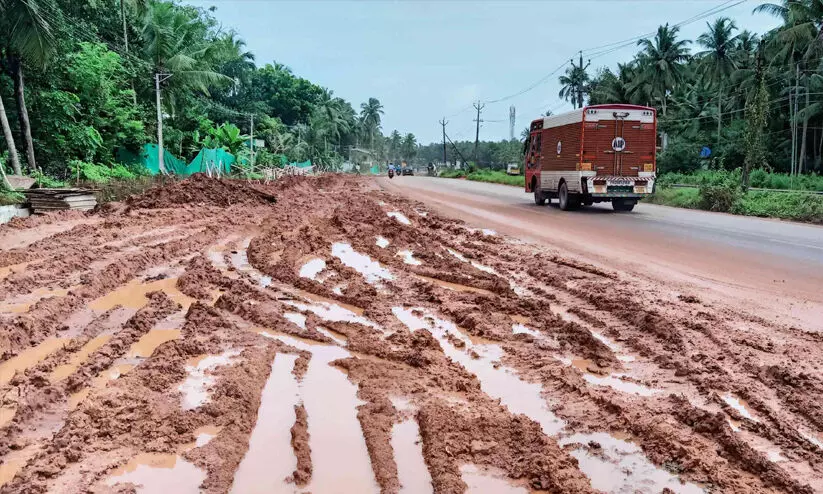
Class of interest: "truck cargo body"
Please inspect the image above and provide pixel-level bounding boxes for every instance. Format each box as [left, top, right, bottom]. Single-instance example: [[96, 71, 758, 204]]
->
[[524, 104, 657, 211]]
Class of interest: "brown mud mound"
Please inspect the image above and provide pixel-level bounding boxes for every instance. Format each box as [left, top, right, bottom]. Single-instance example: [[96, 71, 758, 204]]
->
[[1, 174, 821, 493], [126, 173, 276, 209]]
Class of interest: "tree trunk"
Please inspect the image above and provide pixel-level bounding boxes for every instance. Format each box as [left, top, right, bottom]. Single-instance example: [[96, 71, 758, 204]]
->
[[799, 82, 809, 174], [717, 84, 722, 148], [0, 91, 22, 175], [11, 59, 37, 173]]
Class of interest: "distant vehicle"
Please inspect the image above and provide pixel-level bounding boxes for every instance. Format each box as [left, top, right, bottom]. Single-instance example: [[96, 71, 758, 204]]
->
[[524, 104, 657, 212], [388, 168, 394, 179], [506, 163, 521, 175], [402, 167, 414, 176]]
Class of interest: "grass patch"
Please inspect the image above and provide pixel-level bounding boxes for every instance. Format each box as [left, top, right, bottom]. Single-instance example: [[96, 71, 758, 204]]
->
[[439, 168, 523, 187], [732, 191, 823, 223], [0, 189, 26, 206], [439, 169, 466, 179], [466, 169, 524, 187], [643, 187, 700, 209], [659, 169, 823, 192], [646, 185, 823, 223]]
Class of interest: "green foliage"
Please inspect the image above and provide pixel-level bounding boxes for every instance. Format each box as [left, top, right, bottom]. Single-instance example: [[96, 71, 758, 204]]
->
[[439, 169, 466, 178], [466, 169, 524, 187], [649, 171, 823, 222], [732, 191, 823, 223], [0, 190, 26, 206], [71, 160, 138, 183], [657, 140, 703, 174], [659, 169, 823, 191], [644, 187, 701, 208]]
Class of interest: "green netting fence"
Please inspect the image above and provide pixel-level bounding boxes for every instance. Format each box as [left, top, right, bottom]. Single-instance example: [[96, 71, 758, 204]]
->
[[118, 144, 233, 176]]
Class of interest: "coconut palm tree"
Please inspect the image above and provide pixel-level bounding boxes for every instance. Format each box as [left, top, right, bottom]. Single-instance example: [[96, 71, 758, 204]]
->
[[0, 0, 55, 174], [141, 1, 231, 115], [697, 17, 740, 145], [632, 24, 691, 116], [755, 0, 823, 172], [359, 97, 384, 148], [558, 63, 590, 109]]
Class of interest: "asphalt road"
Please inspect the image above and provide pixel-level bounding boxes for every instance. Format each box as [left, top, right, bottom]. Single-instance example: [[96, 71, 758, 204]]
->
[[380, 176, 823, 329]]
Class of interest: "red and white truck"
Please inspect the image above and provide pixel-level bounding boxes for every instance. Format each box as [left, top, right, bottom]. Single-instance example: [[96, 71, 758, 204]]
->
[[524, 104, 657, 212]]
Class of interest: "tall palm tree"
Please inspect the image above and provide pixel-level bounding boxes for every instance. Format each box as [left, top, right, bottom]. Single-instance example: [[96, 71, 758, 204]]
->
[[632, 24, 691, 116], [697, 17, 739, 145], [0, 0, 55, 174], [359, 97, 384, 149], [141, 1, 231, 115], [558, 63, 590, 109], [401, 133, 417, 161], [755, 0, 823, 172]]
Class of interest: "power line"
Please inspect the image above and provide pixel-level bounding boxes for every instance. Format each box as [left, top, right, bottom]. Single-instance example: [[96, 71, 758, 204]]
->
[[583, 0, 747, 61]]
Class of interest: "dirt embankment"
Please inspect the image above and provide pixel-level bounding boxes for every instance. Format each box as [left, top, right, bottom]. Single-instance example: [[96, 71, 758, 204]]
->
[[0, 173, 821, 493]]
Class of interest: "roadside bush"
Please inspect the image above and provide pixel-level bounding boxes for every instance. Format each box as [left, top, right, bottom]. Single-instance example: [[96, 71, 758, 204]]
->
[[657, 140, 703, 174], [643, 187, 700, 209], [71, 160, 139, 183], [0, 190, 26, 206], [732, 191, 823, 224], [698, 183, 740, 212], [439, 169, 466, 178], [466, 169, 523, 186]]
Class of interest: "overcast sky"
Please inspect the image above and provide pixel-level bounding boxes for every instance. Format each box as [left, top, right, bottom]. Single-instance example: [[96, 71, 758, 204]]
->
[[187, 0, 780, 144]]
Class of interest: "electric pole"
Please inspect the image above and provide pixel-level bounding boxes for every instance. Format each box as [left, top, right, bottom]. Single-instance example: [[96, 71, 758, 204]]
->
[[473, 101, 484, 165], [439, 118, 448, 166], [155, 73, 172, 175], [509, 106, 516, 141], [250, 113, 255, 173]]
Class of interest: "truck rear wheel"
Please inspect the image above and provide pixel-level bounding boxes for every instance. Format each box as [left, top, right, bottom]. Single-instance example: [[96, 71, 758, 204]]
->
[[558, 182, 578, 211], [534, 189, 546, 206], [612, 199, 636, 212]]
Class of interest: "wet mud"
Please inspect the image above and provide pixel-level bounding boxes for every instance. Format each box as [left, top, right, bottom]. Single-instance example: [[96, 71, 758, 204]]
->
[[0, 173, 821, 493]]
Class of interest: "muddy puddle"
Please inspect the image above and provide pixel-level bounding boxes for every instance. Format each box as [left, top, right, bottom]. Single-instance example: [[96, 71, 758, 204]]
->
[[392, 418, 432, 492], [393, 308, 565, 436], [0, 338, 69, 386], [283, 312, 347, 346], [460, 464, 529, 493], [229, 238, 272, 287], [285, 299, 379, 331], [104, 452, 206, 493], [89, 277, 195, 312], [416, 275, 495, 297], [396, 250, 422, 266], [128, 329, 182, 358], [376, 236, 390, 248], [49, 335, 112, 382], [0, 261, 31, 280], [299, 257, 327, 281], [179, 349, 241, 410], [387, 211, 411, 225], [558, 432, 704, 494], [231, 353, 299, 493], [0, 445, 38, 488], [722, 393, 758, 421], [332, 242, 393, 284], [256, 334, 379, 493]]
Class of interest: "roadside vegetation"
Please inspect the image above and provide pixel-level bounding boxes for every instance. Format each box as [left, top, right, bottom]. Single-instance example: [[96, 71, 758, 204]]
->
[[0, 0, 422, 194]]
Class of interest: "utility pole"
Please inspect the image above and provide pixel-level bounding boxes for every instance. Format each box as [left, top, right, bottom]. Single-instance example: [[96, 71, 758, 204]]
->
[[250, 113, 255, 172], [439, 118, 448, 166], [473, 101, 484, 165], [155, 73, 172, 175], [509, 106, 516, 141]]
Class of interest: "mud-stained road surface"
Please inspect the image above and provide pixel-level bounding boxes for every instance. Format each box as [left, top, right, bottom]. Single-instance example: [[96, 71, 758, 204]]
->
[[1, 174, 822, 493]]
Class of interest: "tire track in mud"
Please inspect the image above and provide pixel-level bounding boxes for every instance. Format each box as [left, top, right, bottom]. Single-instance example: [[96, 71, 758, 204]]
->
[[0, 174, 820, 493]]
